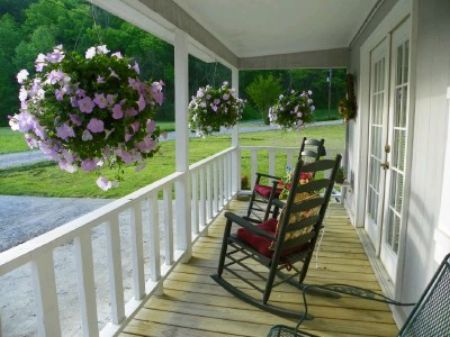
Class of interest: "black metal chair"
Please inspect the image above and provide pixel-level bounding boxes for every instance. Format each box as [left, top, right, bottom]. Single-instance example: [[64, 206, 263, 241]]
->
[[267, 253, 450, 337], [212, 154, 341, 318], [246, 138, 326, 223]]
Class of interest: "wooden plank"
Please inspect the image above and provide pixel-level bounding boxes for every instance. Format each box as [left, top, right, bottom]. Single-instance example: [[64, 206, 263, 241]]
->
[[140, 297, 397, 336], [147, 288, 393, 323]]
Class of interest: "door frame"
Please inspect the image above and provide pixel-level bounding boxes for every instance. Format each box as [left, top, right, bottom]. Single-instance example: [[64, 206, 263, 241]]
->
[[353, 0, 417, 299], [364, 38, 390, 253]]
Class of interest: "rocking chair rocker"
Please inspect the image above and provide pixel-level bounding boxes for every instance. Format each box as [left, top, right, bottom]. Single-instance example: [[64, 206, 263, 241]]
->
[[212, 154, 341, 318], [246, 138, 326, 223]]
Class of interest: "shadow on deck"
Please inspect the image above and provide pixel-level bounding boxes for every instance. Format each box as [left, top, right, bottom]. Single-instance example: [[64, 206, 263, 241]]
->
[[120, 200, 397, 337]]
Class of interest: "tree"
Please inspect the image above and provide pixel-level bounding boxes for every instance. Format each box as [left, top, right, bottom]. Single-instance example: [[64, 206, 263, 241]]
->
[[0, 14, 21, 123], [245, 74, 282, 124]]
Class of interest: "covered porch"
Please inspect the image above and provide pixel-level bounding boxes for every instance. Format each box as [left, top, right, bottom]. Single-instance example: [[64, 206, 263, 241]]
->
[[2, 0, 450, 336], [120, 201, 397, 337]]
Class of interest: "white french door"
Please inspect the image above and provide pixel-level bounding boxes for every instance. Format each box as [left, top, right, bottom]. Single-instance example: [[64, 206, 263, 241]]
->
[[365, 39, 389, 248], [365, 18, 411, 282]]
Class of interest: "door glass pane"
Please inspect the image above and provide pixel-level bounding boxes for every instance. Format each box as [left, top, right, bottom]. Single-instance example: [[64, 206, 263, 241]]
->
[[403, 41, 409, 83], [401, 86, 408, 127], [385, 38, 410, 255], [396, 44, 403, 85], [392, 129, 406, 171], [394, 88, 402, 127]]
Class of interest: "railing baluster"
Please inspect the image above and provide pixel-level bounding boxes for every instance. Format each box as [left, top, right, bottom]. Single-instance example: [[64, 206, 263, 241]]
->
[[269, 149, 275, 176], [74, 231, 99, 337], [31, 251, 62, 337], [207, 164, 212, 221], [218, 157, 224, 208], [105, 216, 125, 325], [149, 192, 162, 280], [251, 149, 258, 189], [162, 186, 173, 266], [191, 169, 199, 235], [200, 166, 206, 228], [130, 202, 145, 300], [224, 154, 229, 201], [229, 152, 234, 197], [287, 149, 294, 169], [213, 160, 219, 215]]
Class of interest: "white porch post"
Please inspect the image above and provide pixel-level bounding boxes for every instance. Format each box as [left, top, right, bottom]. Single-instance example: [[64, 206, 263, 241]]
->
[[174, 29, 191, 260], [231, 67, 241, 194]]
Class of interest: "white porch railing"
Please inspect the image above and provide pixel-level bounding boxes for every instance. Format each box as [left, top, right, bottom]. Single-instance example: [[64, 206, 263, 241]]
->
[[0, 146, 237, 337], [240, 146, 298, 188]]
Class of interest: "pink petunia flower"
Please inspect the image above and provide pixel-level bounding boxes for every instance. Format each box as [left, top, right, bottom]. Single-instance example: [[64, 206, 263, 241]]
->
[[78, 97, 95, 114], [69, 114, 82, 126], [151, 81, 164, 105], [137, 95, 146, 111], [93, 93, 108, 109], [87, 118, 104, 133], [96, 176, 112, 191], [81, 159, 97, 172], [112, 104, 124, 119], [56, 123, 75, 140], [17, 69, 29, 84], [146, 119, 156, 133]]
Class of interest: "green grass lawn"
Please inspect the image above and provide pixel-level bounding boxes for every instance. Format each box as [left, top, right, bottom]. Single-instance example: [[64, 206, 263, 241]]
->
[[311, 108, 341, 122], [0, 128, 29, 154], [0, 124, 344, 198]]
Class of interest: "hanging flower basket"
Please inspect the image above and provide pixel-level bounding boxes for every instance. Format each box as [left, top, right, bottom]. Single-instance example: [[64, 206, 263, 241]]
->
[[188, 81, 245, 136], [9, 45, 164, 190], [338, 73, 357, 122], [269, 90, 315, 129]]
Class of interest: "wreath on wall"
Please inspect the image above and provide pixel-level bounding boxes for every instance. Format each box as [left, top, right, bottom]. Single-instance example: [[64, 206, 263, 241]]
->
[[338, 73, 357, 122], [188, 81, 245, 136], [268, 89, 315, 129], [9, 45, 164, 190]]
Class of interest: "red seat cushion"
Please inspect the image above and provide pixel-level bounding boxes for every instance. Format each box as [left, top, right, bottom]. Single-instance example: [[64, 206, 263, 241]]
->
[[236, 218, 310, 259], [236, 219, 278, 257], [254, 184, 282, 198]]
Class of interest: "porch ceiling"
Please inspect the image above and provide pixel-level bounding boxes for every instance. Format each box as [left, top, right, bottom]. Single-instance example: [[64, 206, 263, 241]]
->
[[172, 0, 378, 58], [94, 0, 378, 69]]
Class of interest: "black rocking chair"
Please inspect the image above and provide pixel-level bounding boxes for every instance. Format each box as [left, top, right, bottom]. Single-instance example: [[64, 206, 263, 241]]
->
[[246, 138, 326, 223], [212, 154, 341, 318], [267, 252, 450, 337]]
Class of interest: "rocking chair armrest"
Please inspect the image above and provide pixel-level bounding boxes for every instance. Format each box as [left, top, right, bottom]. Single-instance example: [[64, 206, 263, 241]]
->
[[224, 212, 276, 241], [255, 172, 281, 181]]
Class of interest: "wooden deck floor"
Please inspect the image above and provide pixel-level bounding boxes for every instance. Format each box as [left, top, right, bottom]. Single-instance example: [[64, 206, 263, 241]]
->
[[120, 201, 398, 337]]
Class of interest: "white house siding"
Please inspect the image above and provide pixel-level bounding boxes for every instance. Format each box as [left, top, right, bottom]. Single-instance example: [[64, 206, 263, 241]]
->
[[399, 0, 450, 322], [345, 0, 450, 325], [345, 0, 399, 222]]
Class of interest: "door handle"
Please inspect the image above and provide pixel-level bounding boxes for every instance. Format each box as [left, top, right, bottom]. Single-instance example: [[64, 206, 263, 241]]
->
[[380, 161, 390, 170]]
